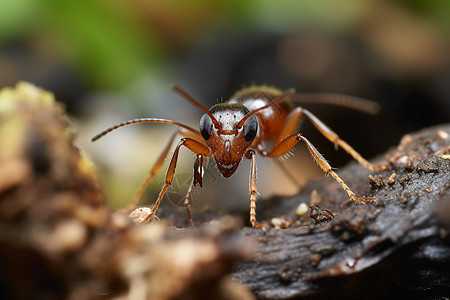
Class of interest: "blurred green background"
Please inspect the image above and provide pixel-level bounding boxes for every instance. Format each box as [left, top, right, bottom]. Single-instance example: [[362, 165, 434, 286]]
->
[[1, 0, 449, 210]]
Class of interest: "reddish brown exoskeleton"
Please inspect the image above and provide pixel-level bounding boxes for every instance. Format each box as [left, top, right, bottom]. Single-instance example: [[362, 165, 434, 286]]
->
[[92, 85, 387, 230]]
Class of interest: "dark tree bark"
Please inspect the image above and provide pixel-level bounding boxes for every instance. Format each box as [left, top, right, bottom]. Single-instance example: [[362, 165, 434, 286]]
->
[[231, 125, 450, 299]]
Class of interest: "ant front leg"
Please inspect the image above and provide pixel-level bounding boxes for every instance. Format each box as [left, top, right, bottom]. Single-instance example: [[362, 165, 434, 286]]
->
[[246, 150, 266, 232], [266, 134, 378, 205], [143, 138, 211, 223]]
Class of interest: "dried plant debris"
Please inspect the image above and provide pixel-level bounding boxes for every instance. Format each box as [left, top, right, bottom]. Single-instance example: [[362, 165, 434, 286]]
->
[[309, 204, 334, 225], [0, 83, 254, 300], [232, 124, 450, 299]]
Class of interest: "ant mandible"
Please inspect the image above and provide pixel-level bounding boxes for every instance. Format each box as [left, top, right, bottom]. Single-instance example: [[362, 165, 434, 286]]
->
[[92, 85, 387, 230]]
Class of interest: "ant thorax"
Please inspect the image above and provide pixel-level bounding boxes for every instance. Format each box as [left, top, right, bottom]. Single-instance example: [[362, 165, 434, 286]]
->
[[240, 98, 273, 119], [236, 96, 291, 141]]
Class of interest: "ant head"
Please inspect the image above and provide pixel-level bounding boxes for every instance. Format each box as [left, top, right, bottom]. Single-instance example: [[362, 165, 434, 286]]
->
[[171, 84, 294, 178], [200, 103, 258, 177], [199, 103, 258, 141]]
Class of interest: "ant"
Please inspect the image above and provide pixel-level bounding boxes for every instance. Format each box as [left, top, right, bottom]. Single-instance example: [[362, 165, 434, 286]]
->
[[92, 85, 387, 230]]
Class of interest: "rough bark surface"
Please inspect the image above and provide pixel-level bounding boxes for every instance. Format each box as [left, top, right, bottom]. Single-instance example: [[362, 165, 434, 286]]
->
[[0, 83, 449, 299], [232, 125, 450, 299]]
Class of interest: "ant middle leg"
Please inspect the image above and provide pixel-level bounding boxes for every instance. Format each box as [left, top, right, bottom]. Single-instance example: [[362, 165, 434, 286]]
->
[[122, 129, 203, 212], [266, 134, 378, 204], [122, 131, 178, 211], [274, 107, 388, 171], [143, 138, 212, 223]]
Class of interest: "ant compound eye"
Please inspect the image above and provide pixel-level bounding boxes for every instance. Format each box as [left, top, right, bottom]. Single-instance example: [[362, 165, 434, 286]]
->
[[199, 113, 213, 140], [243, 115, 258, 142]]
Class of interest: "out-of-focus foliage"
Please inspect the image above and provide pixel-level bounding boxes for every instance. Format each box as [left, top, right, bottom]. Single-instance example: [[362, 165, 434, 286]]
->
[[1, 0, 164, 89], [395, 0, 450, 28], [42, 1, 164, 89], [1, 0, 448, 90], [0, 0, 40, 42]]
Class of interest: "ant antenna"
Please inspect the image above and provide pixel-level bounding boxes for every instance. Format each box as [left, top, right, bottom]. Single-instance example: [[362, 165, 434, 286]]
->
[[91, 118, 199, 142], [92, 85, 219, 142], [237, 88, 296, 128], [171, 84, 220, 128]]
